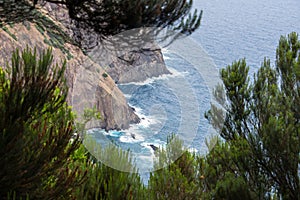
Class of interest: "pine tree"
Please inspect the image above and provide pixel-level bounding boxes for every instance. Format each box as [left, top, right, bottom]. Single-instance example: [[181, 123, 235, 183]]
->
[[1, 0, 202, 47], [148, 135, 203, 200], [39, 0, 202, 38], [206, 32, 300, 199], [0, 47, 85, 199], [74, 137, 146, 200]]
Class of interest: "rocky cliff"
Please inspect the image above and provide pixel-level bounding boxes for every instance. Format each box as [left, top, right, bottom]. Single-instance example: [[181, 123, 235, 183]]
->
[[0, 18, 139, 130], [42, 3, 171, 84], [0, 3, 170, 130], [103, 43, 171, 84]]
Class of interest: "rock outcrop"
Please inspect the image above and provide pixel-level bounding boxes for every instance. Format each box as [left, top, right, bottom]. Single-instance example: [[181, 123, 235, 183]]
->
[[0, 3, 170, 130], [0, 20, 139, 130], [42, 3, 171, 84], [102, 43, 171, 84]]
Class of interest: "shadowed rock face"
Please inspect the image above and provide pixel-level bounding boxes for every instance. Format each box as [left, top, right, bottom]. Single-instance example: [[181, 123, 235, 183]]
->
[[0, 21, 139, 130], [42, 3, 171, 84], [1, 3, 169, 130], [103, 43, 171, 84]]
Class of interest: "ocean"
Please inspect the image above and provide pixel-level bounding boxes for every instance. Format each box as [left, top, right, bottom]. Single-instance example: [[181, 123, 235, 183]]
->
[[86, 0, 300, 181]]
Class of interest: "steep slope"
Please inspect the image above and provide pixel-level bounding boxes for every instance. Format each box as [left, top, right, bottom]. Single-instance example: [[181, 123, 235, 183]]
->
[[1, 2, 170, 130], [0, 18, 139, 130], [43, 3, 171, 84]]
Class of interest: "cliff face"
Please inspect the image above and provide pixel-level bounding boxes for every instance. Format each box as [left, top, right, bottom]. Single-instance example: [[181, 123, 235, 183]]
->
[[0, 3, 169, 130], [98, 43, 171, 84], [0, 21, 139, 130], [43, 3, 171, 84]]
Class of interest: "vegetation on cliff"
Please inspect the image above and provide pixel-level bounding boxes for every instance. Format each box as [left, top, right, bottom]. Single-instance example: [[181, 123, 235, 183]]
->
[[0, 1, 299, 199], [204, 32, 300, 199], [0, 47, 85, 199], [1, 0, 202, 49], [39, 0, 201, 41], [1, 32, 299, 199]]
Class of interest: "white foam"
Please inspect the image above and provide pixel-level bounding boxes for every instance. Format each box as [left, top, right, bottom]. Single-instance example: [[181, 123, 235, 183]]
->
[[86, 128, 102, 134], [123, 93, 132, 99], [161, 47, 170, 54], [141, 140, 166, 152], [131, 106, 143, 116], [163, 55, 171, 60], [140, 116, 160, 128], [119, 132, 144, 143], [118, 68, 182, 86], [167, 67, 188, 77], [119, 76, 162, 86], [188, 148, 199, 154], [128, 105, 159, 129], [102, 130, 124, 137], [117, 58, 190, 87], [119, 136, 136, 143]]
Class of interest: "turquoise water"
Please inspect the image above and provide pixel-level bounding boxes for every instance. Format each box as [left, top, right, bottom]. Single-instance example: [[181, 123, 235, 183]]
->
[[88, 0, 300, 179]]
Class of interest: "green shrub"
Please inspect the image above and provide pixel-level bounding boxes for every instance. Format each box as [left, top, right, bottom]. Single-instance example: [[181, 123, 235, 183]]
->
[[74, 137, 146, 199], [102, 72, 108, 78], [0, 47, 84, 199]]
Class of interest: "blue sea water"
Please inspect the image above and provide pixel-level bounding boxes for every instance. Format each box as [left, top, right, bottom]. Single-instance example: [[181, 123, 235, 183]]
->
[[87, 0, 300, 180], [193, 0, 300, 73]]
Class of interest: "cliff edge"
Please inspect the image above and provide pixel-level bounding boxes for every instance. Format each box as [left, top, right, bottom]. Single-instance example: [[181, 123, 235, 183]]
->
[[0, 3, 170, 130], [0, 19, 139, 130]]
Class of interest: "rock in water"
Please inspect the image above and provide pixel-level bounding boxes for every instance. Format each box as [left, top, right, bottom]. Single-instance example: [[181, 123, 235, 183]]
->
[[131, 133, 136, 139], [149, 144, 159, 151]]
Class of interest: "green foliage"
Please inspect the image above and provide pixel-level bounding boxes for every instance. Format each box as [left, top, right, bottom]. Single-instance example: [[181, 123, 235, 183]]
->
[[149, 135, 203, 200], [35, 23, 45, 34], [1, 26, 299, 200], [1, 5, 75, 60], [202, 139, 256, 199], [74, 137, 146, 200], [74, 107, 101, 139], [22, 21, 31, 31], [1, 26, 18, 41], [0, 47, 84, 199], [40, 0, 201, 40], [102, 72, 108, 78], [207, 32, 300, 199], [214, 172, 252, 200]]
